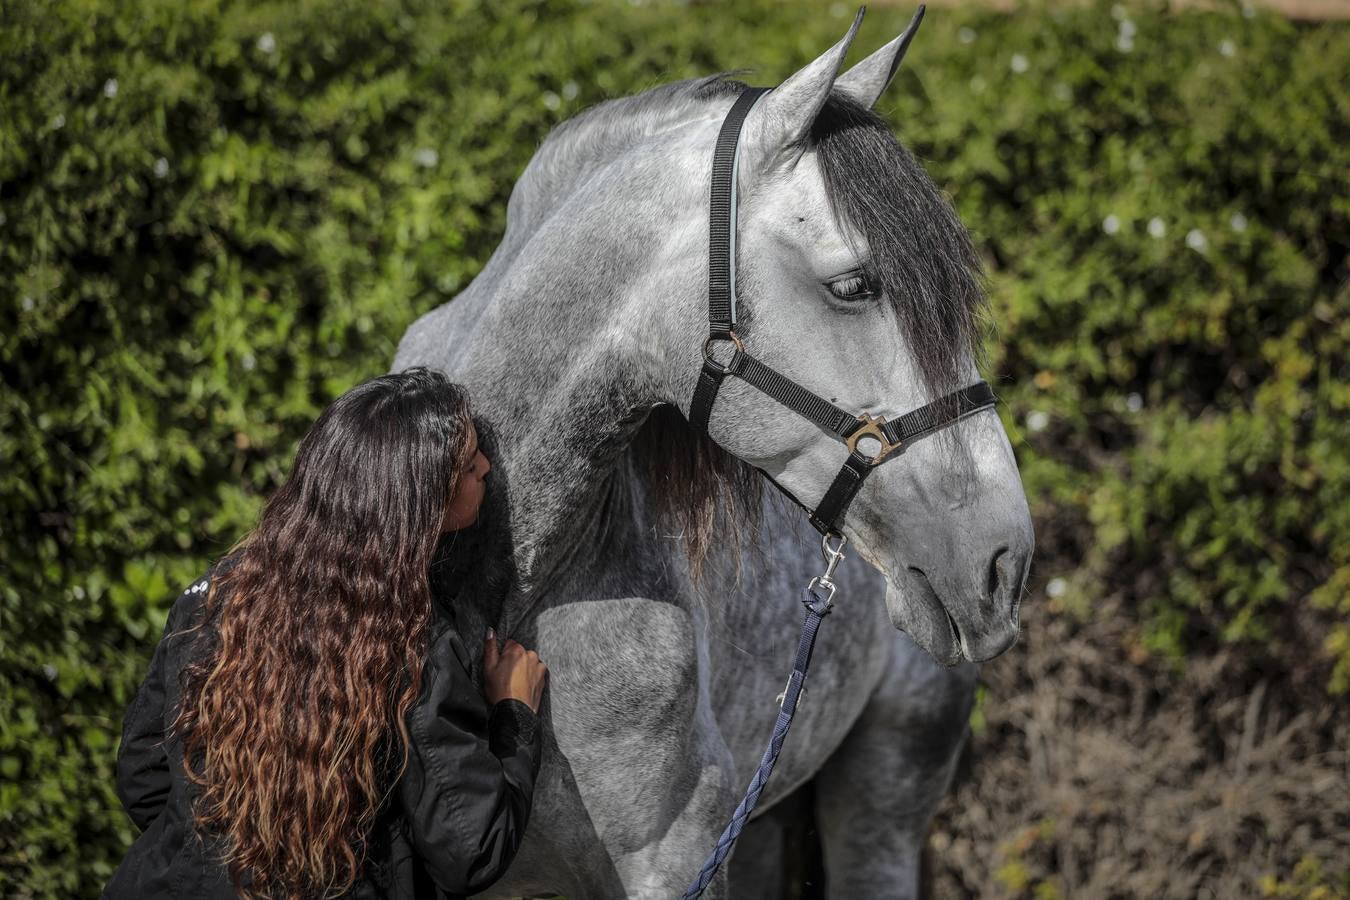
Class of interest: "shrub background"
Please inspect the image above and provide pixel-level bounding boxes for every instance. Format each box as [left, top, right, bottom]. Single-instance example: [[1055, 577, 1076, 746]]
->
[[2, 0, 1345, 896]]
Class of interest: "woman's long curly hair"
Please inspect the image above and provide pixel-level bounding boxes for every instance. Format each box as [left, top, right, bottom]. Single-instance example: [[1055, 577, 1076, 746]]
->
[[170, 366, 475, 899]]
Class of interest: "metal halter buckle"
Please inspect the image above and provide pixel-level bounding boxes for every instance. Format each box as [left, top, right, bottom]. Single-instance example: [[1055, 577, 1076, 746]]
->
[[702, 330, 745, 376], [845, 411, 902, 465]]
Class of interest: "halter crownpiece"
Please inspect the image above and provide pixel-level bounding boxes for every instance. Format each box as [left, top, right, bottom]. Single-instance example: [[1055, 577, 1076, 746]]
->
[[688, 86, 997, 537]]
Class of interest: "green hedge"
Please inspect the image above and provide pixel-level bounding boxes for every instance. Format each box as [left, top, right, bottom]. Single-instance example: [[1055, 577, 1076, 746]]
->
[[1, 0, 1345, 894]]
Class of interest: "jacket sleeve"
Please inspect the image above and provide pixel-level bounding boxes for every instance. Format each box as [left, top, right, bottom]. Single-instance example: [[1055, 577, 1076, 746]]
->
[[114, 573, 208, 832], [397, 624, 544, 896]]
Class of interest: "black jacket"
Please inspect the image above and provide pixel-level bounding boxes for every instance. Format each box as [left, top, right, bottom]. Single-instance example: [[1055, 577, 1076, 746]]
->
[[102, 556, 543, 899]]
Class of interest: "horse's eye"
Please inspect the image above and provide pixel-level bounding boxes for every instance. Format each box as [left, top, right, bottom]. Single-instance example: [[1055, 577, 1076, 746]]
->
[[827, 272, 876, 301]]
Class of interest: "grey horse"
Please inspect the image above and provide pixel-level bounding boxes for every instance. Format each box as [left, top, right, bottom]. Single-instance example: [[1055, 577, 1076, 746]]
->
[[392, 9, 1034, 898]]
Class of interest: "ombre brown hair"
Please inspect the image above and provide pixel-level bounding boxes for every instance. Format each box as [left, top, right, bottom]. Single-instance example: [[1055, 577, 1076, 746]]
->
[[170, 366, 475, 899]]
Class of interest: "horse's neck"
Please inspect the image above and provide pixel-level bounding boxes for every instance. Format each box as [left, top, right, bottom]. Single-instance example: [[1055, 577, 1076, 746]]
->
[[397, 130, 699, 621], [484, 360, 660, 623]]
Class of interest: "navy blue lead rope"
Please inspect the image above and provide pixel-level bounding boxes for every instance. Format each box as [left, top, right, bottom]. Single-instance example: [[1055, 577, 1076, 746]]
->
[[680, 577, 837, 899]]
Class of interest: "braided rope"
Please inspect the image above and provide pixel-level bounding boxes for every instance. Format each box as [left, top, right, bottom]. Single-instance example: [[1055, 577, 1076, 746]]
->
[[681, 588, 832, 900]]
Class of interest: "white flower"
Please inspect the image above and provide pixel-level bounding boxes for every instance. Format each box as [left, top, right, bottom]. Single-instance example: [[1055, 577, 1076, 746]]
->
[[1119, 19, 1137, 39], [21, 295, 34, 311], [1116, 33, 1134, 53], [1230, 212, 1248, 232], [242, 353, 256, 371], [1027, 410, 1049, 432], [1126, 392, 1143, 412], [51, 113, 65, 129], [153, 157, 169, 178], [1010, 53, 1029, 74], [1219, 39, 1235, 57], [43, 664, 58, 680], [562, 80, 579, 100], [1046, 577, 1067, 598], [542, 91, 561, 111], [257, 32, 276, 54], [1147, 217, 1166, 238], [1185, 229, 1208, 252], [413, 147, 438, 168], [103, 78, 118, 99], [959, 27, 977, 44], [1102, 214, 1121, 235]]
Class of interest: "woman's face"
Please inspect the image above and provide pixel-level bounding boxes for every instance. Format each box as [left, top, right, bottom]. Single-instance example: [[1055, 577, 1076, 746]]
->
[[440, 421, 491, 533]]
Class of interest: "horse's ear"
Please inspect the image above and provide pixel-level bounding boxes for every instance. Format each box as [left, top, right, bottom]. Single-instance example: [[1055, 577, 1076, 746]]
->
[[741, 7, 865, 176], [833, 5, 925, 109]]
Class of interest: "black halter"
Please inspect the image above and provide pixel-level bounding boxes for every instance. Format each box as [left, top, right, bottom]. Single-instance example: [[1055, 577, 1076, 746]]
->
[[688, 86, 997, 537]]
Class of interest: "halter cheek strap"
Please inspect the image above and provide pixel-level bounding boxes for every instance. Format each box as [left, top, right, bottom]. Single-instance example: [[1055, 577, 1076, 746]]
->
[[688, 86, 996, 537]]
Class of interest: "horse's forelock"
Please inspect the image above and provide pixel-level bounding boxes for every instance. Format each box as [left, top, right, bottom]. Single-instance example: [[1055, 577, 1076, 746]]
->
[[811, 90, 990, 399]]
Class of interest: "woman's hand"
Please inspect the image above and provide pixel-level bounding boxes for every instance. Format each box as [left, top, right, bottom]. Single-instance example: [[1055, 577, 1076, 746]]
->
[[483, 628, 547, 713]]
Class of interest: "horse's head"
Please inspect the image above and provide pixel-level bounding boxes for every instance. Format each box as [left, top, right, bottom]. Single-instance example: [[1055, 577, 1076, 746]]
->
[[419, 7, 1033, 660], [657, 9, 1035, 665]]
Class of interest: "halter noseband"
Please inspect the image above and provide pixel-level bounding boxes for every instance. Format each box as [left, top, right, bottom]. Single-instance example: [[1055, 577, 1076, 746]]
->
[[688, 86, 996, 537]]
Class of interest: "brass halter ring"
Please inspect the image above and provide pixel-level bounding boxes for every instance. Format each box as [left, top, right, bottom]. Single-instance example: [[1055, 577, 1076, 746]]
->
[[701, 330, 746, 377], [845, 412, 903, 465]]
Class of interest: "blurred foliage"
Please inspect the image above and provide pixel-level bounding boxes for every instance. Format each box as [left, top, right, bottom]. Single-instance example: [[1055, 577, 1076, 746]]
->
[[1, 0, 1346, 895], [993, 818, 1062, 898], [1260, 854, 1350, 899]]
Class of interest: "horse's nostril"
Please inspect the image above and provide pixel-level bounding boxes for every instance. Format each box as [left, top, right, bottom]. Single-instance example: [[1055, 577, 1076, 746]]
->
[[945, 609, 962, 646], [987, 545, 1008, 602]]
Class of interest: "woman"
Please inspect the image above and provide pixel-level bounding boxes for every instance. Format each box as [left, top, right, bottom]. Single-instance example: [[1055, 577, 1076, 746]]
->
[[103, 367, 548, 900]]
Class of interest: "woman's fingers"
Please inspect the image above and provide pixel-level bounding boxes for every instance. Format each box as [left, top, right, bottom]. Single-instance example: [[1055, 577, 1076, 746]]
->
[[485, 633, 548, 677], [484, 626, 499, 668]]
